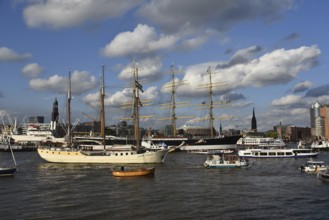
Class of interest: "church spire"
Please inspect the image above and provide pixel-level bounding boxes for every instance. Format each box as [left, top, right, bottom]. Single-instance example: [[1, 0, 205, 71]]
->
[[50, 97, 59, 131], [251, 107, 257, 132]]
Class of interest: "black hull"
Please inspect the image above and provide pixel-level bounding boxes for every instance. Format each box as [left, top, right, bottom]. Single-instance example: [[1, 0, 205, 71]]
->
[[0, 167, 17, 176], [148, 135, 241, 147]]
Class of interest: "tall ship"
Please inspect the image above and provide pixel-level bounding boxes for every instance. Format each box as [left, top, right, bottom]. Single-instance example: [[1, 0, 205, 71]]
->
[[37, 66, 169, 164], [145, 65, 240, 152]]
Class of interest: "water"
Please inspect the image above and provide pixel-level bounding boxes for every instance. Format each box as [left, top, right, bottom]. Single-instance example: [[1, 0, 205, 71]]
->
[[1, 151, 329, 220]]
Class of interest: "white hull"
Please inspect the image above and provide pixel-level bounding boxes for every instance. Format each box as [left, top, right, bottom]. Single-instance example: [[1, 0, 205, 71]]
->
[[204, 154, 248, 168], [37, 148, 169, 164], [11, 134, 65, 144], [238, 148, 318, 158]]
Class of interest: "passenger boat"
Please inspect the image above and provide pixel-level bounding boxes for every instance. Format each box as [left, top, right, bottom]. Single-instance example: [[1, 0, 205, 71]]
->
[[204, 153, 249, 168], [238, 148, 318, 158], [300, 160, 327, 173], [112, 167, 155, 177], [236, 137, 285, 148], [38, 68, 169, 164], [317, 169, 329, 181]]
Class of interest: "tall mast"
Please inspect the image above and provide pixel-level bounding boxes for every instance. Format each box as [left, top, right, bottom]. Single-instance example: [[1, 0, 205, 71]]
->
[[100, 65, 106, 149], [67, 71, 72, 147], [171, 63, 177, 137], [208, 66, 214, 139], [133, 65, 141, 149]]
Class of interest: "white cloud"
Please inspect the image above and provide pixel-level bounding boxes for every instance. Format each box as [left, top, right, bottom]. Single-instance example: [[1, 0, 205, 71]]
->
[[111, 86, 158, 108], [23, 0, 143, 29], [242, 45, 320, 87], [174, 45, 320, 98], [29, 70, 97, 95], [272, 95, 302, 106], [102, 24, 179, 57], [22, 63, 44, 78], [0, 47, 32, 62], [118, 57, 163, 81]]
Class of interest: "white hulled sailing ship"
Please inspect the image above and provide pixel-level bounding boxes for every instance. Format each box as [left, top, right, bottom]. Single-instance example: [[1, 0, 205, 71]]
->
[[37, 66, 169, 164]]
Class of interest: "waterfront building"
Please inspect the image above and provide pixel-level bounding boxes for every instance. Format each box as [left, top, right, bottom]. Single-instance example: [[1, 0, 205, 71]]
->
[[310, 101, 329, 140], [284, 126, 311, 142]]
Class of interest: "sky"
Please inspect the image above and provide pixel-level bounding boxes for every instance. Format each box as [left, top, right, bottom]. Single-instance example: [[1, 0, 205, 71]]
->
[[1, 0, 329, 132]]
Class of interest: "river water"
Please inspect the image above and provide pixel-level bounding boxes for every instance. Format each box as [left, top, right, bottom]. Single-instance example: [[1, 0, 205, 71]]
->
[[1, 151, 329, 220]]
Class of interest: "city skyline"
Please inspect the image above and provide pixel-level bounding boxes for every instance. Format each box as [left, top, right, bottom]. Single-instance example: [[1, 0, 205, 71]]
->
[[1, 0, 329, 132]]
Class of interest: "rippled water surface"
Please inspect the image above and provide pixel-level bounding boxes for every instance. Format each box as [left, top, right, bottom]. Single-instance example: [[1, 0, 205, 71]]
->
[[1, 151, 329, 219]]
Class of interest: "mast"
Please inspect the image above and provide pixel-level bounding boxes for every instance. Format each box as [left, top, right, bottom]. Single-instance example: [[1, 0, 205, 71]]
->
[[133, 65, 142, 149], [100, 65, 106, 149], [67, 71, 72, 147], [207, 66, 214, 139], [170, 63, 177, 137]]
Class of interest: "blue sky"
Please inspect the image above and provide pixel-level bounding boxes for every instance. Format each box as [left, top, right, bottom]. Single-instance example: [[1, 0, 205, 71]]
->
[[1, 0, 329, 132]]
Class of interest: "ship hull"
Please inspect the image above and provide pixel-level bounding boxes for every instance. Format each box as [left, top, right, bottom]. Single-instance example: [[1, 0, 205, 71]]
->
[[37, 148, 168, 164]]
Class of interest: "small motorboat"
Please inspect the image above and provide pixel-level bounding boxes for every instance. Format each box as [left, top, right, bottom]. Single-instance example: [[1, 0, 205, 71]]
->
[[112, 167, 155, 177], [204, 153, 249, 168], [0, 167, 17, 176], [317, 168, 329, 181], [300, 160, 327, 173]]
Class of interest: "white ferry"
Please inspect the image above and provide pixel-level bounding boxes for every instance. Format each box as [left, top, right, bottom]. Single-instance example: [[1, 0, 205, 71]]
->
[[238, 148, 318, 158], [236, 137, 285, 148], [204, 153, 249, 168], [300, 160, 327, 173]]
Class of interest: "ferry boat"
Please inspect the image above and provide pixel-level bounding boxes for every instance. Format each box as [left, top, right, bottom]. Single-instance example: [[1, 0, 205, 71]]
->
[[238, 148, 318, 158], [236, 137, 285, 148], [300, 160, 327, 173], [204, 153, 249, 168]]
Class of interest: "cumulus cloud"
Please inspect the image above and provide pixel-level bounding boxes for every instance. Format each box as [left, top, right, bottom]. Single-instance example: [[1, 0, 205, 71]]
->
[[242, 45, 320, 87], [22, 63, 44, 78], [102, 24, 179, 57], [23, 0, 142, 29], [83, 86, 159, 109], [0, 47, 32, 62], [292, 81, 313, 93], [137, 0, 295, 33], [171, 45, 320, 99], [118, 57, 163, 82], [29, 70, 97, 95], [272, 94, 302, 106]]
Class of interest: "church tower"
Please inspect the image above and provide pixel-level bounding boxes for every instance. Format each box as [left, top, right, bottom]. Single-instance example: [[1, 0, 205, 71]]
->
[[50, 97, 59, 131], [251, 107, 257, 132]]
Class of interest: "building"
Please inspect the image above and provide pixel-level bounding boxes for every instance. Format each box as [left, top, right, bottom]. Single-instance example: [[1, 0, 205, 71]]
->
[[310, 101, 329, 140], [284, 126, 311, 142], [320, 105, 329, 140]]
